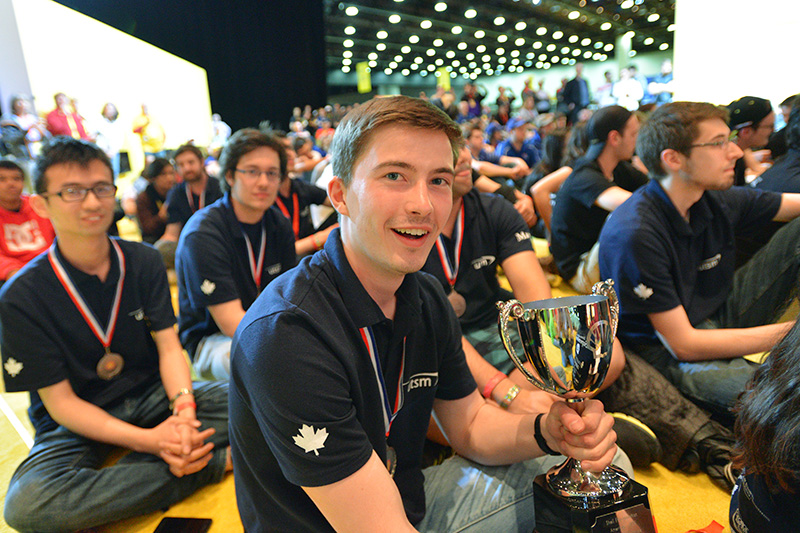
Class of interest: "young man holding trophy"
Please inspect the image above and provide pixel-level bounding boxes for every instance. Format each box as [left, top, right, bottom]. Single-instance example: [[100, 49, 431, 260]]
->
[[229, 96, 632, 532]]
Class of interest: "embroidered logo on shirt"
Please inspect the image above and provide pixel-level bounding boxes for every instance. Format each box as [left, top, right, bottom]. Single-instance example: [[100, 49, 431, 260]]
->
[[515, 231, 532, 242], [293, 424, 328, 456], [200, 279, 216, 295], [471, 255, 496, 270], [267, 263, 282, 276], [4, 357, 23, 377], [698, 253, 721, 272], [404, 372, 439, 392], [633, 283, 654, 300], [128, 308, 145, 321]]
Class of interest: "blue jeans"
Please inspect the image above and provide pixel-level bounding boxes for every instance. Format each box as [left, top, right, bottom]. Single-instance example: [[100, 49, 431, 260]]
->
[[630, 216, 800, 421], [4, 380, 229, 533], [418, 449, 633, 532]]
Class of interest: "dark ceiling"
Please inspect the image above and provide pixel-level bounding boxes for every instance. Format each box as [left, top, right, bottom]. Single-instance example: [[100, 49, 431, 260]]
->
[[324, 0, 675, 81]]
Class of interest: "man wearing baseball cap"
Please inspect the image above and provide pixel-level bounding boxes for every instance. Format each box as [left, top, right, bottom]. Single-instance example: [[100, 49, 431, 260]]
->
[[494, 117, 541, 169], [728, 96, 775, 186]]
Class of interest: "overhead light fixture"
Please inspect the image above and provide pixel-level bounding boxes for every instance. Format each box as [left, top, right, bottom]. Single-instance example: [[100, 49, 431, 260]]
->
[[474, 30, 485, 38], [465, 8, 477, 19], [533, 41, 543, 49], [342, 58, 351, 66], [667, 24, 675, 31], [376, 30, 388, 39], [600, 22, 612, 31], [457, 42, 467, 50], [446, 50, 455, 58], [510, 49, 520, 57], [452, 26, 462, 34], [389, 61, 397, 68], [394, 55, 403, 61], [342, 66, 350, 73], [497, 57, 506, 65], [568, 11, 580, 20], [515, 37, 525, 46], [629, 50, 637, 57], [569, 35, 579, 43], [659, 43, 669, 50], [435, 58, 444, 66], [401, 45, 411, 53], [402, 69, 410, 76], [495, 47, 505, 55], [389, 14, 401, 24], [409, 35, 420, 43], [546, 43, 556, 51], [345, 6, 358, 16], [426, 48, 435, 56], [498, 35, 508, 43], [536, 27, 547, 35], [581, 38, 591, 46], [368, 52, 378, 60], [476, 44, 486, 52], [583, 50, 592, 58], [648, 13, 660, 22], [368, 60, 377, 67], [420, 20, 432, 29], [624, 30, 635, 38], [434, 2, 447, 11], [494, 16, 505, 25], [561, 46, 570, 54], [621, 0, 634, 8], [343, 50, 353, 58], [433, 38, 444, 46], [643, 37, 654, 45], [552, 31, 563, 39], [343, 39, 354, 48], [604, 43, 614, 51], [410, 63, 419, 69], [466, 53, 475, 60], [376, 43, 386, 51], [344, 26, 356, 35], [515, 21, 527, 31], [572, 49, 580, 56]]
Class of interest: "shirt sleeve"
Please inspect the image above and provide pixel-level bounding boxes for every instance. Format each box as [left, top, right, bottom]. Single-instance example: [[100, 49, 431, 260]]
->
[[165, 186, 184, 224], [232, 311, 374, 488], [177, 223, 241, 307], [487, 195, 534, 263], [136, 243, 177, 332], [569, 167, 614, 209]]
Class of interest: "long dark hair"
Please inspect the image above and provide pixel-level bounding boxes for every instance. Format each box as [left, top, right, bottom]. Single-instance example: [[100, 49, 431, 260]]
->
[[532, 128, 568, 177], [734, 320, 800, 493]]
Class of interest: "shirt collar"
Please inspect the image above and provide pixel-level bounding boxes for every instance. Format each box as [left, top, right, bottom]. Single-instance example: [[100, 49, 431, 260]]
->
[[646, 179, 712, 237], [322, 228, 422, 332]]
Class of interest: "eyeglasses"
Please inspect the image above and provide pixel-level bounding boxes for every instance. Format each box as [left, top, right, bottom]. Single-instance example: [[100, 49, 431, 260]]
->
[[235, 168, 282, 182], [690, 133, 738, 150], [43, 183, 117, 202]]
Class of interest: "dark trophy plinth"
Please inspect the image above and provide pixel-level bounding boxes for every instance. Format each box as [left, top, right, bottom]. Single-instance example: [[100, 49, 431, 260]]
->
[[498, 280, 656, 533]]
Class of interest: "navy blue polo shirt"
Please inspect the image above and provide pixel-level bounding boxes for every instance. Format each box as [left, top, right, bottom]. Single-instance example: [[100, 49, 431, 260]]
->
[[166, 176, 223, 227], [477, 148, 501, 165], [0, 238, 174, 435], [175, 194, 296, 358], [598, 179, 781, 347], [422, 189, 533, 330], [229, 229, 476, 532], [494, 138, 541, 168], [551, 160, 648, 280], [275, 179, 329, 240], [753, 149, 800, 193]]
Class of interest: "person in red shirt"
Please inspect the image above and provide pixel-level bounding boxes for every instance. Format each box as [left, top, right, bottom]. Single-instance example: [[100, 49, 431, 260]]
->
[[45, 93, 90, 140], [0, 160, 55, 284]]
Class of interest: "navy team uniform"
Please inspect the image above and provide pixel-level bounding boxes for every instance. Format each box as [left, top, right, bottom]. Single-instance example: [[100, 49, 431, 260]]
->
[[599, 179, 800, 419], [0, 238, 229, 531], [166, 177, 223, 228], [421, 189, 533, 372], [176, 193, 296, 361]]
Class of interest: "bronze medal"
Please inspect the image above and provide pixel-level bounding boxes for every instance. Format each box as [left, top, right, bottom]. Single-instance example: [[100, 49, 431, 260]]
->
[[97, 352, 124, 380], [386, 445, 397, 478], [448, 289, 467, 317]]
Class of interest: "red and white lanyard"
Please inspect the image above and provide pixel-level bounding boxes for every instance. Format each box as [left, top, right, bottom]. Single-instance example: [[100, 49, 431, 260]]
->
[[275, 193, 300, 239], [242, 226, 267, 290], [434, 203, 465, 288], [186, 186, 206, 213], [360, 326, 406, 437], [48, 240, 126, 350]]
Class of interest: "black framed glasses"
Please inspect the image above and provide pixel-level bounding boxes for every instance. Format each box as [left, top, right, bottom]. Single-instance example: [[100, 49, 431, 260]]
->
[[44, 183, 117, 202], [235, 168, 282, 182]]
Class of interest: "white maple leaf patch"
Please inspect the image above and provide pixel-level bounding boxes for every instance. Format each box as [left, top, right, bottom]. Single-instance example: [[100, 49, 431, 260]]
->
[[293, 424, 328, 456], [200, 279, 216, 295], [633, 283, 654, 300], [4, 357, 23, 377]]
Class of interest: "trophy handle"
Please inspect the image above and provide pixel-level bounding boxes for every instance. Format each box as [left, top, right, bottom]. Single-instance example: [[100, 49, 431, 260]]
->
[[591, 279, 619, 339], [496, 299, 543, 386]]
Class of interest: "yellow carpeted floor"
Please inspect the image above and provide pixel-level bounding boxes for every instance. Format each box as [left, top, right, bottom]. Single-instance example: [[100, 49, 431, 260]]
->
[[0, 230, 733, 532]]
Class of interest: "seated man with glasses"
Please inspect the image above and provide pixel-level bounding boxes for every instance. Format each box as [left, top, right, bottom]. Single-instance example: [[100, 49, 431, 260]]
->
[[728, 96, 775, 186], [0, 137, 230, 532], [598, 101, 800, 424], [176, 129, 296, 380]]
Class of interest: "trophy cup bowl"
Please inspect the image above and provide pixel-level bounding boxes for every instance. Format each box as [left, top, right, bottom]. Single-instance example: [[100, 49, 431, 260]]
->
[[497, 280, 630, 507]]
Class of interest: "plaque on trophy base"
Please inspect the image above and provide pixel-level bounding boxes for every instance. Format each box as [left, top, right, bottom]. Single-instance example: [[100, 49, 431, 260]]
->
[[533, 475, 655, 533]]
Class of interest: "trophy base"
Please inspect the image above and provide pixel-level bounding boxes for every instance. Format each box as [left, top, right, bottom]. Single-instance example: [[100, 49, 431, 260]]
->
[[533, 474, 656, 533]]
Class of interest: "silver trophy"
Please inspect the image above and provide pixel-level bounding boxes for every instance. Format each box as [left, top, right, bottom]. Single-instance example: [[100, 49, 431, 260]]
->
[[497, 280, 630, 507]]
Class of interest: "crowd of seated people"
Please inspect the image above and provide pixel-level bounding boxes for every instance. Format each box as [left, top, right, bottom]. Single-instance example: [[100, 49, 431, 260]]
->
[[0, 74, 798, 531]]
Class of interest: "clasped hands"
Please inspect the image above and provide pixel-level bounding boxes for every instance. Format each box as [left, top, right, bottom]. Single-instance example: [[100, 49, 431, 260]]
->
[[149, 413, 216, 478]]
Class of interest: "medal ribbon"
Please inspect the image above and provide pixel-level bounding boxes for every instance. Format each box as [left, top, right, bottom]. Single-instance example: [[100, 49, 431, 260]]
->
[[242, 225, 267, 290], [360, 326, 406, 437], [275, 193, 300, 238], [186, 185, 206, 213], [434, 203, 465, 288], [48, 239, 126, 350]]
